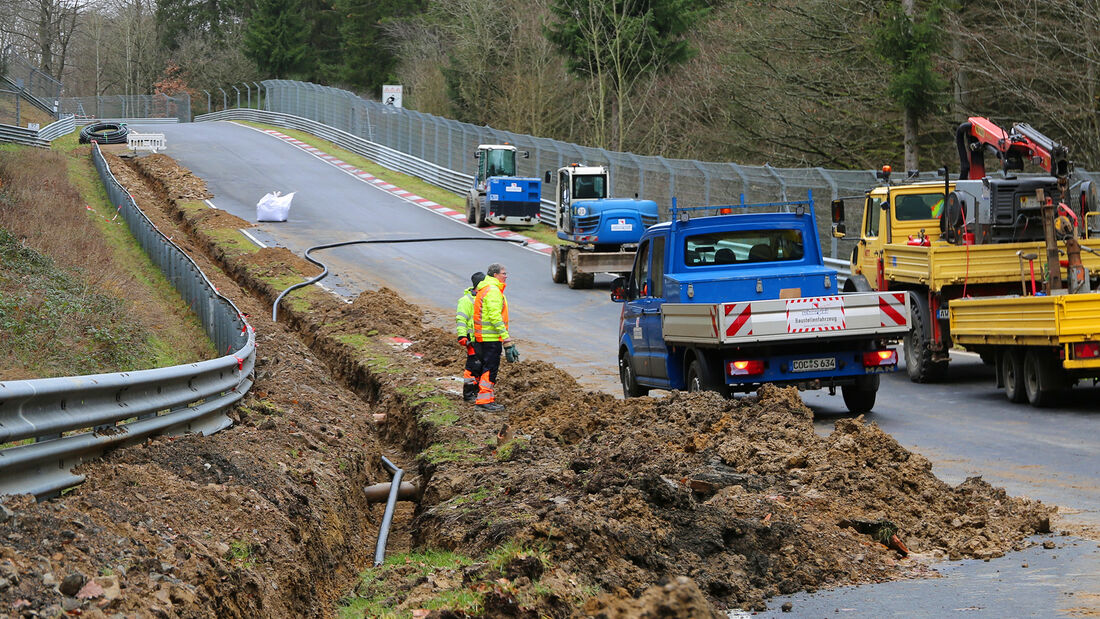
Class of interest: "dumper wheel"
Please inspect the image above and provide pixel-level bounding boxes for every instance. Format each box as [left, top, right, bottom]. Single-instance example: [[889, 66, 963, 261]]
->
[[465, 194, 476, 224], [1023, 349, 1065, 407], [904, 296, 948, 383], [550, 246, 566, 284], [1001, 350, 1026, 403], [565, 250, 594, 289], [620, 351, 649, 398], [474, 196, 488, 228], [841, 374, 879, 414]]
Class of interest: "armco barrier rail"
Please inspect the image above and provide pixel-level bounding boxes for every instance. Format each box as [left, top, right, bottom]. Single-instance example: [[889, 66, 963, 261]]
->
[[0, 115, 75, 148], [0, 144, 255, 499]]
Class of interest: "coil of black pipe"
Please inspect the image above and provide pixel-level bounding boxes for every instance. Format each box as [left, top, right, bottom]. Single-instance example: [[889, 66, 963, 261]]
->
[[79, 122, 130, 145]]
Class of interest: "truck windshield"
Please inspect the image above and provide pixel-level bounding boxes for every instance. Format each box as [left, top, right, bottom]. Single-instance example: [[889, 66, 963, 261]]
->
[[485, 149, 516, 177], [684, 229, 804, 266], [572, 175, 606, 199]]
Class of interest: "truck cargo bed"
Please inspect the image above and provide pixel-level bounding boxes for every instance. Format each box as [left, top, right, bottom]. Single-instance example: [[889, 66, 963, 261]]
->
[[661, 291, 910, 345], [950, 292, 1100, 348]]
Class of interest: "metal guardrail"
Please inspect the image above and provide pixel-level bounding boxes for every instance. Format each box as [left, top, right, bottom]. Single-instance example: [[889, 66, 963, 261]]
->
[[37, 115, 75, 141], [0, 123, 49, 147], [74, 117, 181, 127], [0, 144, 256, 499], [0, 115, 76, 148]]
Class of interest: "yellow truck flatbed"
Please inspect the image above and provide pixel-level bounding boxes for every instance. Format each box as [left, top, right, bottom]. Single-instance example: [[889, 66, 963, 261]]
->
[[875, 238, 1100, 290], [948, 291, 1100, 406]]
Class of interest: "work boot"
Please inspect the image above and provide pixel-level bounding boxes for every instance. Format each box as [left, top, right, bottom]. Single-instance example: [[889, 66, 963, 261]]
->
[[463, 392, 477, 403], [476, 402, 504, 412]]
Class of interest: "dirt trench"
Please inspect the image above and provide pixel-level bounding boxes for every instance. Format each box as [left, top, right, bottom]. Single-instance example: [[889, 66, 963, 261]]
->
[[0, 151, 1060, 618]]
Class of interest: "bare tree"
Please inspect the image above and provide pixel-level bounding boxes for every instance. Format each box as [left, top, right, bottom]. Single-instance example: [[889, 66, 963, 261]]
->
[[0, 0, 85, 82]]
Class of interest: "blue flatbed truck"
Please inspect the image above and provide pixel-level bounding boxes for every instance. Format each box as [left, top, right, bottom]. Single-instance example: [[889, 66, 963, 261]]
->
[[610, 196, 911, 413]]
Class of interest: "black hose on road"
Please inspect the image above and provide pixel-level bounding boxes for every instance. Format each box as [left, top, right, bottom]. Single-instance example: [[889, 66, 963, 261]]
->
[[272, 235, 529, 322]]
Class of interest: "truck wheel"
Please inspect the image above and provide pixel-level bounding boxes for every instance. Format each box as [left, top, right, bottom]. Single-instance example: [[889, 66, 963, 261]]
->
[[1023, 349, 1064, 407], [465, 194, 476, 224], [841, 374, 879, 414], [1001, 350, 1026, 403], [904, 296, 948, 383], [550, 246, 566, 284], [475, 196, 488, 228], [565, 250, 594, 289], [686, 360, 724, 395], [620, 352, 649, 398]]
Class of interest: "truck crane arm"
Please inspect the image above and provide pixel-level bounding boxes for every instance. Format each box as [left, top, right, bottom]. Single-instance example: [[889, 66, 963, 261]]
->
[[955, 117, 1070, 180]]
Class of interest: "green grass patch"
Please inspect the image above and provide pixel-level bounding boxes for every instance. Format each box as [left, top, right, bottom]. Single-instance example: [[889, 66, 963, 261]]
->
[[335, 333, 371, 348], [225, 540, 256, 569], [420, 440, 482, 465], [495, 436, 530, 462], [205, 227, 261, 260], [486, 540, 552, 574]]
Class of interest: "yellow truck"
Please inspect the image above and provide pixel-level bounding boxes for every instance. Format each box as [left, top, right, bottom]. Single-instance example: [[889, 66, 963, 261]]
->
[[831, 165, 1100, 405]]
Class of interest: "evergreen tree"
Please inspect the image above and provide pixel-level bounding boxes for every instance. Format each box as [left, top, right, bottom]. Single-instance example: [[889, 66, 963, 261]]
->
[[872, 0, 948, 170], [244, 0, 311, 78], [334, 0, 424, 92]]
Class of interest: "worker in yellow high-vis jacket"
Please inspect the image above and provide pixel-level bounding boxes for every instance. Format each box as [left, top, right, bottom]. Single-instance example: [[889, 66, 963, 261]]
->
[[472, 263, 519, 411], [455, 271, 485, 402]]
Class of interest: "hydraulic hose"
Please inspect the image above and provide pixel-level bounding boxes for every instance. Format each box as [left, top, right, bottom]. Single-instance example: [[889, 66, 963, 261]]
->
[[272, 235, 528, 322]]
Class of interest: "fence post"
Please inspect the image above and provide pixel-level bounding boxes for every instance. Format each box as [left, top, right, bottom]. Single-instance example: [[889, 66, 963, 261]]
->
[[219, 88, 227, 111], [764, 163, 787, 202]]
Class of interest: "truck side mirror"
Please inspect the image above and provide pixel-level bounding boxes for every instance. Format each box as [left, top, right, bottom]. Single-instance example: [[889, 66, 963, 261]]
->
[[831, 199, 846, 237], [831, 199, 845, 224], [474, 151, 480, 159], [522, 151, 530, 159], [544, 171, 551, 184], [610, 277, 627, 302]]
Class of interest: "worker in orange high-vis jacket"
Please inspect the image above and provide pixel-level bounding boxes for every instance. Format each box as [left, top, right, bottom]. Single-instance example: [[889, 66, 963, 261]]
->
[[456, 271, 486, 402], [472, 263, 519, 411]]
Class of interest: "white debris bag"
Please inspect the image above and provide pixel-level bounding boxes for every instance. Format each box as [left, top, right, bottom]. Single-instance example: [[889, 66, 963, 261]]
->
[[256, 191, 295, 222]]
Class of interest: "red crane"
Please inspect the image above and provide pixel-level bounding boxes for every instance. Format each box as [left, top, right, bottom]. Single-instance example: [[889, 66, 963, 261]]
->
[[955, 116, 1070, 180]]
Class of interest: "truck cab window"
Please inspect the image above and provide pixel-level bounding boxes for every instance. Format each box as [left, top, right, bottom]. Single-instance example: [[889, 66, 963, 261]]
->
[[685, 230, 803, 265], [632, 241, 650, 298], [896, 194, 943, 221], [573, 175, 606, 199], [485, 149, 515, 177], [651, 236, 665, 298], [864, 197, 883, 237]]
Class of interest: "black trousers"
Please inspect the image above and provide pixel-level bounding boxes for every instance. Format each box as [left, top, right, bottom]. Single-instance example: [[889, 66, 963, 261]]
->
[[476, 340, 503, 383]]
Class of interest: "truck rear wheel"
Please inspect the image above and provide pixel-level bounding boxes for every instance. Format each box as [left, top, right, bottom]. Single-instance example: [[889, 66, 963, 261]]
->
[[566, 250, 594, 289], [465, 194, 476, 224], [686, 360, 724, 395], [1001, 350, 1026, 403], [904, 296, 948, 383], [841, 374, 879, 414], [550, 246, 566, 284], [1023, 349, 1064, 407], [620, 352, 649, 398]]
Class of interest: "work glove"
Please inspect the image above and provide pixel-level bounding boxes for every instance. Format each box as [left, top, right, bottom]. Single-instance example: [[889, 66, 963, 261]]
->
[[458, 337, 468, 348], [505, 344, 520, 363]]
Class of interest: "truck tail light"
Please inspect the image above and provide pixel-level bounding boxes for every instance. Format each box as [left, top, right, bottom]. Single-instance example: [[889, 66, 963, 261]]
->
[[863, 349, 897, 367], [728, 359, 764, 376], [1073, 342, 1100, 359]]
